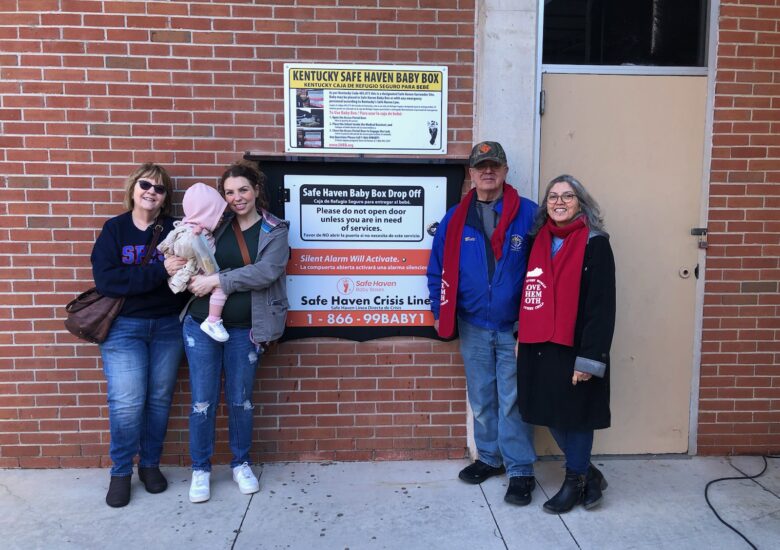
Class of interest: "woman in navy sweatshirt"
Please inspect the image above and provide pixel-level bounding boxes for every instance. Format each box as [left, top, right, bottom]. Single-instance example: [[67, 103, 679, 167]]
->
[[91, 163, 188, 508]]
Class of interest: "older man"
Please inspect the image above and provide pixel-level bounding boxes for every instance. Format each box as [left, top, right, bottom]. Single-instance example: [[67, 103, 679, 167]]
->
[[427, 141, 538, 505]]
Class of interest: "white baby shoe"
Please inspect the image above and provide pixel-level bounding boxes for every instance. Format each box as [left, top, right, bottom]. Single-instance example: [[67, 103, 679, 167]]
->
[[200, 319, 229, 342]]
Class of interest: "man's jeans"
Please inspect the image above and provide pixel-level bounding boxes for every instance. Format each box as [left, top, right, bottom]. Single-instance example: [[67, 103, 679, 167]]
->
[[183, 316, 260, 471], [100, 315, 183, 477], [550, 428, 594, 475], [458, 318, 536, 477]]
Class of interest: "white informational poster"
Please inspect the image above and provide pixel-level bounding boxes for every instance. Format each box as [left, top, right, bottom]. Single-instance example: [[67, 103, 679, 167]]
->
[[285, 174, 447, 328], [283, 63, 448, 155]]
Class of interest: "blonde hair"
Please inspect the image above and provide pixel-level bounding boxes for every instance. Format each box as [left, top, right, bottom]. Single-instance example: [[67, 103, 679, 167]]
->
[[123, 162, 173, 216]]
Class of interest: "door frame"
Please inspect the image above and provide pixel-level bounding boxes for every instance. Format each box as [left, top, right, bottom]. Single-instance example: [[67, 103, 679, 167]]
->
[[531, 0, 721, 455]]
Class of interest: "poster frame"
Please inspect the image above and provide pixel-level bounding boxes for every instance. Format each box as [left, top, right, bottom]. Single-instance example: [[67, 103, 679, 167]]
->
[[283, 63, 448, 155], [244, 154, 466, 342]]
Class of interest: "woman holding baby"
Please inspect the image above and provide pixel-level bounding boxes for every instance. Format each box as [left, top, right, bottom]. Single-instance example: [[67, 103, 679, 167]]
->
[[92, 160, 288, 507], [177, 161, 289, 503]]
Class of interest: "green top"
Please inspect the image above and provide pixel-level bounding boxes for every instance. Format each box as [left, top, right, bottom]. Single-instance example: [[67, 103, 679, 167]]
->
[[188, 220, 261, 327]]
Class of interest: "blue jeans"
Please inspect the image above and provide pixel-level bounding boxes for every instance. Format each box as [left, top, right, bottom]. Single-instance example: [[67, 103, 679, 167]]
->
[[99, 315, 183, 477], [550, 428, 594, 475], [458, 318, 536, 477], [183, 315, 261, 471]]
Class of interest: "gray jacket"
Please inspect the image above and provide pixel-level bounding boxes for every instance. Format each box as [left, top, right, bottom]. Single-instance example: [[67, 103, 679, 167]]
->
[[184, 209, 289, 343]]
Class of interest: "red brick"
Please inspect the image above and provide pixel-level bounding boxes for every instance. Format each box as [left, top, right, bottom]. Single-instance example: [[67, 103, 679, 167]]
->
[[0, 0, 773, 462], [145, 30, 190, 44]]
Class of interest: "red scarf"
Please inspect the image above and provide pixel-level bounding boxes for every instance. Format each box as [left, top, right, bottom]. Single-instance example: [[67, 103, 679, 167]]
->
[[437, 183, 520, 338], [517, 216, 588, 346]]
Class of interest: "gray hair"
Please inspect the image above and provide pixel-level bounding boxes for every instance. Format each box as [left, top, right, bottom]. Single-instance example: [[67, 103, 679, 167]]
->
[[529, 174, 606, 237]]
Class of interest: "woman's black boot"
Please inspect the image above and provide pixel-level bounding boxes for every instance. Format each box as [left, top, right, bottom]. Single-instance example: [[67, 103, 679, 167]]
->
[[543, 470, 585, 514], [583, 463, 608, 510]]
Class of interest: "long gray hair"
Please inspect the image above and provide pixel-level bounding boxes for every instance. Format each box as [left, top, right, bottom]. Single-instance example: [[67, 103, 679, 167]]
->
[[529, 174, 606, 237]]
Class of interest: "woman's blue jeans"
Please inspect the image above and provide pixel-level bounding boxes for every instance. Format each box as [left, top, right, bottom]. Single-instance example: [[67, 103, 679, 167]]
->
[[99, 315, 183, 477], [550, 428, 594, 475], [458, 318, 536, 478], [183, 315, 261, 471]]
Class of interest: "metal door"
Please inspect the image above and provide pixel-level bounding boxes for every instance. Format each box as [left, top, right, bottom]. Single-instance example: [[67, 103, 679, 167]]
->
[[537, 73, 707, 453]]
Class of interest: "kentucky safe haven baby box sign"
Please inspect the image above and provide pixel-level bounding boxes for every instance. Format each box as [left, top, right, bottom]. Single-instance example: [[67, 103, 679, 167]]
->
[[284, 63, 448, 155]]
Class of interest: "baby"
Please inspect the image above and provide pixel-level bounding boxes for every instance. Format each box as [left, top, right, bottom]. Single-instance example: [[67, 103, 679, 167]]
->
[[158, 183, 230, 342]]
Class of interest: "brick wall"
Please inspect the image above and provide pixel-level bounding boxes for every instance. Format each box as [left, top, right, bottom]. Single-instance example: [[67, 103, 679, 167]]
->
[[698, 0, 780, 455], [0, 0, 475, 468], [4, 0, 777, 468]]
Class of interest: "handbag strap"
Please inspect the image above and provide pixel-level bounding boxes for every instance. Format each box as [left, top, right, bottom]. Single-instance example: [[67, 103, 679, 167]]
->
[[141, 218, 164, 266], [232, 218, 252, 266]]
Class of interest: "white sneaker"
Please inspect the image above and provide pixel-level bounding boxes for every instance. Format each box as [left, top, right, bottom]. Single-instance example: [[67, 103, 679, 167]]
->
[[232, 462, 260, 495], [189, 470, 211, 503], [200, 319, 229, 342]]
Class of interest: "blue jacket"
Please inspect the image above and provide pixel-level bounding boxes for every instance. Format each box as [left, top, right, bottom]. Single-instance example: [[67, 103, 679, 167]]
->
[[427, 193, 537, 332]]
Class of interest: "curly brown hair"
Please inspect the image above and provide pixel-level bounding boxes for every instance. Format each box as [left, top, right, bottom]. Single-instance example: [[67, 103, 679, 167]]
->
[[217, 160, 268, 211]]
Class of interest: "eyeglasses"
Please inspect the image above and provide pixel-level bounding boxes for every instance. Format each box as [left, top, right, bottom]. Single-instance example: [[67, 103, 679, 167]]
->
[[472, 161, 505, 172], [137, 179, 167, 195], [546, 192, 577, 204]]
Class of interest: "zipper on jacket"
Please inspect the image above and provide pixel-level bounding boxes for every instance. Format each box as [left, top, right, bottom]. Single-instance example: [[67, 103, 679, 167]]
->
[[487, 282, 492, 324]]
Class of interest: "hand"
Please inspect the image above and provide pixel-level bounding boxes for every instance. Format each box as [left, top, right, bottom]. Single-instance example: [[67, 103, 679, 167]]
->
[[572, 370, 592, 385], [188, 273, 219, 297], [164, 256, 187, 276]]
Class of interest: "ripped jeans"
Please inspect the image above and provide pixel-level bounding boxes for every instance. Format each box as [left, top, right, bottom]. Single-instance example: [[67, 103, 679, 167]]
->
[[183, 315, 261, 471]]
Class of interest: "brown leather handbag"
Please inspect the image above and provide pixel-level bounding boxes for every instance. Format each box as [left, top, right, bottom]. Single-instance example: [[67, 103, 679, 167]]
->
[[64, 288, 125, 344], [64, 220, 164, 344]]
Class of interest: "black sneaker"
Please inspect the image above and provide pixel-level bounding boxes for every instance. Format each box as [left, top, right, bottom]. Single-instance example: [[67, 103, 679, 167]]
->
[[105, 475, 131, 508], [458, 460, 506, 484], [504, 476, 536, 506], [138, 466, 168, 494]]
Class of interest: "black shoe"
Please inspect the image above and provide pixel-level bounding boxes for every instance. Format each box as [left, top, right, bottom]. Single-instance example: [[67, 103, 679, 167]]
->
[[543, 470, 585, 514], [138, 466, 168, 494], [458, 460, 506, 484], [105, 475, 131, 508], [504, 476, 536, 506], [583, 464, 608, 510]]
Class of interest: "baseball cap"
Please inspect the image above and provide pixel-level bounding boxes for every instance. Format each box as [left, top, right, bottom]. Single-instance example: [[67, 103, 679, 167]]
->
[[469, 141, 507, 167]]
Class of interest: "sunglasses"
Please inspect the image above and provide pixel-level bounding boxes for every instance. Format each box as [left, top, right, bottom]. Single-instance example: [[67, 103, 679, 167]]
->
[[137, 179, 167, 194]]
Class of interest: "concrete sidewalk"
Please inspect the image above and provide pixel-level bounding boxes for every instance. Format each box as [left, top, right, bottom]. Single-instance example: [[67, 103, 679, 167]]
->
[[1, 456, 779, 549]]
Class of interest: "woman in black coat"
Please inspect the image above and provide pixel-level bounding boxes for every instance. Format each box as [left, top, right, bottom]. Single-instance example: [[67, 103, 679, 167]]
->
[[516, 174, 616, 514]]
